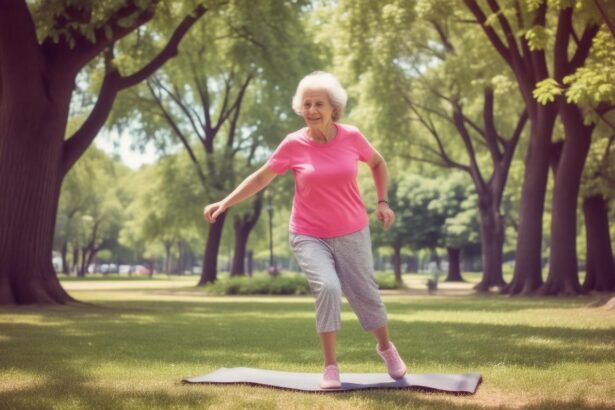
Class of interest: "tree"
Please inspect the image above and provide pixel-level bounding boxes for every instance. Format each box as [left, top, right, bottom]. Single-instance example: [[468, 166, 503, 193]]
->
[[332, 0, 527, 291], [118, 151, 205, 274], [0, 1, 205, 304], [55, 147, 127, 276], [437, 177, 481, 282], [562, 26, 615, 292], [115, 0, 318, 284], [371, 179, 415, 283], [463, 0, 601, 295]]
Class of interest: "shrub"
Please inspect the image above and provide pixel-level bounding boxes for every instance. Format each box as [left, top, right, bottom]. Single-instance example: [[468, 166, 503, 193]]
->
[[375, 272, 405, 290], [205, 272, 404, 295], [204, 275, 311, 295]]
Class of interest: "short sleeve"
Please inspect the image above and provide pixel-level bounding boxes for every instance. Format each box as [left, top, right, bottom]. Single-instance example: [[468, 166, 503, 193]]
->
[[267, 137, 293, 175], [354, 130, 375, 162]]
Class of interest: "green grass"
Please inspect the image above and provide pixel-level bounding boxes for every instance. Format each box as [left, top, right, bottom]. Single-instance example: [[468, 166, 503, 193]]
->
[[1, 277, 614, 409]]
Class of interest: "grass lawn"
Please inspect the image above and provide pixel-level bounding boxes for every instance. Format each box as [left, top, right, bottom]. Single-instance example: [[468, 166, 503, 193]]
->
[[1, 275, 614, 409]]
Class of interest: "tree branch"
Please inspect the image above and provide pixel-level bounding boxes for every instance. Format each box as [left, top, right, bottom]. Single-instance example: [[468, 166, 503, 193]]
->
[[429, 19, 455, 54], [44, 1, 156, 73], [482, 88, 503, 162], [485, 0, 524, 64], [569, 23, 600, 73], [152, 76, 204, 140], [116, 5, 207, 89], [146, 80, 207, 187], [463, 0, 512, 65], [61, 5, 207, 175], [400, 90, 470, 171], [452, 105, 487, 189], [553, 6, 574, 80], [213, 72, 236, 134], [226, 75, 253, 149], [593, 0, 615, 41]]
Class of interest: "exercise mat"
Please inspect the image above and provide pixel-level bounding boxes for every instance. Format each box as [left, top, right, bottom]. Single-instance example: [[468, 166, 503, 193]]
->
[[183, 367, 482, 394]]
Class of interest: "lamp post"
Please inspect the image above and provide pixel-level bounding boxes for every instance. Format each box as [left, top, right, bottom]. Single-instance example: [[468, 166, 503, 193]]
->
[[267, 192, 278, 276]]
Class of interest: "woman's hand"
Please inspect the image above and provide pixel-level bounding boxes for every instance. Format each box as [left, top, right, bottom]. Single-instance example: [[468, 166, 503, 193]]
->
[[376, 202, 395, 230], [203, 201, 227, 224]]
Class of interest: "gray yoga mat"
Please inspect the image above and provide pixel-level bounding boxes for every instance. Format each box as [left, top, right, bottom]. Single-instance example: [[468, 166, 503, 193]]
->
[[182, 367, 482, 394]]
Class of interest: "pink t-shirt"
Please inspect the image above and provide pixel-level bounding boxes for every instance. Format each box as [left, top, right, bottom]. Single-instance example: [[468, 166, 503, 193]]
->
[[267, 123, 375, 238]]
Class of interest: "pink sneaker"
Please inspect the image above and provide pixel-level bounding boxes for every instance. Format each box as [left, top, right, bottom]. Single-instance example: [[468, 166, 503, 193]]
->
[[377, 342, 407, 379], [320, 364, 341, 389]]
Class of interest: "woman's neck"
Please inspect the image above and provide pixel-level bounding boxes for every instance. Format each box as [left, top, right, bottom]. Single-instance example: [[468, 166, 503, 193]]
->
[[308, 123, 337, 143]]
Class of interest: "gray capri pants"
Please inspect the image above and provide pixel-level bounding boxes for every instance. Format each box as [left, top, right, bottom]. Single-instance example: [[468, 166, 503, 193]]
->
[[289, 227, 388, 333]]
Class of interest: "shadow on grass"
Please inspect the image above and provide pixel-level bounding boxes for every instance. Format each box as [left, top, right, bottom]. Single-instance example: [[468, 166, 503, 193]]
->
[[1, 296, 614, 408]]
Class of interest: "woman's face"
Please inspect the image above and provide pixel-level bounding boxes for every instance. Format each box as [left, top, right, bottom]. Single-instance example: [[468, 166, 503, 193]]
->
[[301, 89, 335, 128]]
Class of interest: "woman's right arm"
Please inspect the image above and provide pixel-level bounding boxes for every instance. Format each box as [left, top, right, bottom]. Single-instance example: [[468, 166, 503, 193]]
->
[[203, 164, 278, 224]]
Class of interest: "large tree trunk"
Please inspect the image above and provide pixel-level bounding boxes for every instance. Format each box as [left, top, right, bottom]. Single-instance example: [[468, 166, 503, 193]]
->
[[0, 1, 206, 305], [541, 102, 592, 295], [0, 79, 75, 303], [507, 108, 557, 295], [582, 195, 615, 291], [198, 212, 227, 285], [475, 197, 506, 291], [445, 247, 463, 282]]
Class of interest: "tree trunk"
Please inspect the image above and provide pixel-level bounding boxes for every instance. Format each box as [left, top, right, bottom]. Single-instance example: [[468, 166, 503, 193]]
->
[[0, 84, 75, 303], [507, 108, 557, 295], [445, 247, 463, 282], [475, 198, 506, 291], [71, 244, 80, 275], [231, 225, 249, 276], [541, 102, 592, 296], [246, 251, 253, 277], [82, 249, 97, 277], [392, 243, 402, 283], [582, 195, 615, 291], [230, 193, 262, 276], [164, 241, 172, 275], [78, 248, 88, 277], [198, 212, 227, 285], [61, 242, 69, 274]]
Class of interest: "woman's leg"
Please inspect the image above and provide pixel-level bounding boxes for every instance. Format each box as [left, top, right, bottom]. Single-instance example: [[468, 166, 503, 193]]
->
[[371, 325, 391, 351], [320, 331, 337, 366], [290, 234, 343, 361], [327, 228, 388, 332]]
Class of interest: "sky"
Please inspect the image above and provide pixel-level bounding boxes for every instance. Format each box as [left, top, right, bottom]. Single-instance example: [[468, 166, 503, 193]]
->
[[94, 129, 159, 170]]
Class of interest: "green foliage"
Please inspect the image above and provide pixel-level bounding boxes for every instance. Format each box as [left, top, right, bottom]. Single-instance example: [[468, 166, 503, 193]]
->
[[523, 25, 552, 51], [564, 30, 615, 109], [55, 144, 130, 270], [373, 272, 406, 290], [204, 274, 311, 295], [533, 78, 564, 105], [118, 151, 205, 262], [373, 173, 478, 253], [203, 271, 404, 295]]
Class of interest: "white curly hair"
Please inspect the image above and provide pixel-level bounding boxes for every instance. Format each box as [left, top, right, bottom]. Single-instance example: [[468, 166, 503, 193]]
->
[[292, 71, 348, 121]]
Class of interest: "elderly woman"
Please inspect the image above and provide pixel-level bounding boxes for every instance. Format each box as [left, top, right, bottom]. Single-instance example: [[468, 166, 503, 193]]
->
[[203, 71, 406, 389]]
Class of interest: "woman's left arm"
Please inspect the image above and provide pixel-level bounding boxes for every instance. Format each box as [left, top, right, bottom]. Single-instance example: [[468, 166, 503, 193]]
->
[[366, 149, 395, 230]]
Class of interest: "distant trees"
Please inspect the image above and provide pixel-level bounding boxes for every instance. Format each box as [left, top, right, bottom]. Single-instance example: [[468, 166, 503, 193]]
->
[[113, 0, 320, 284], [54, 147, 127, 276], [372, 173, 480, 283]]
